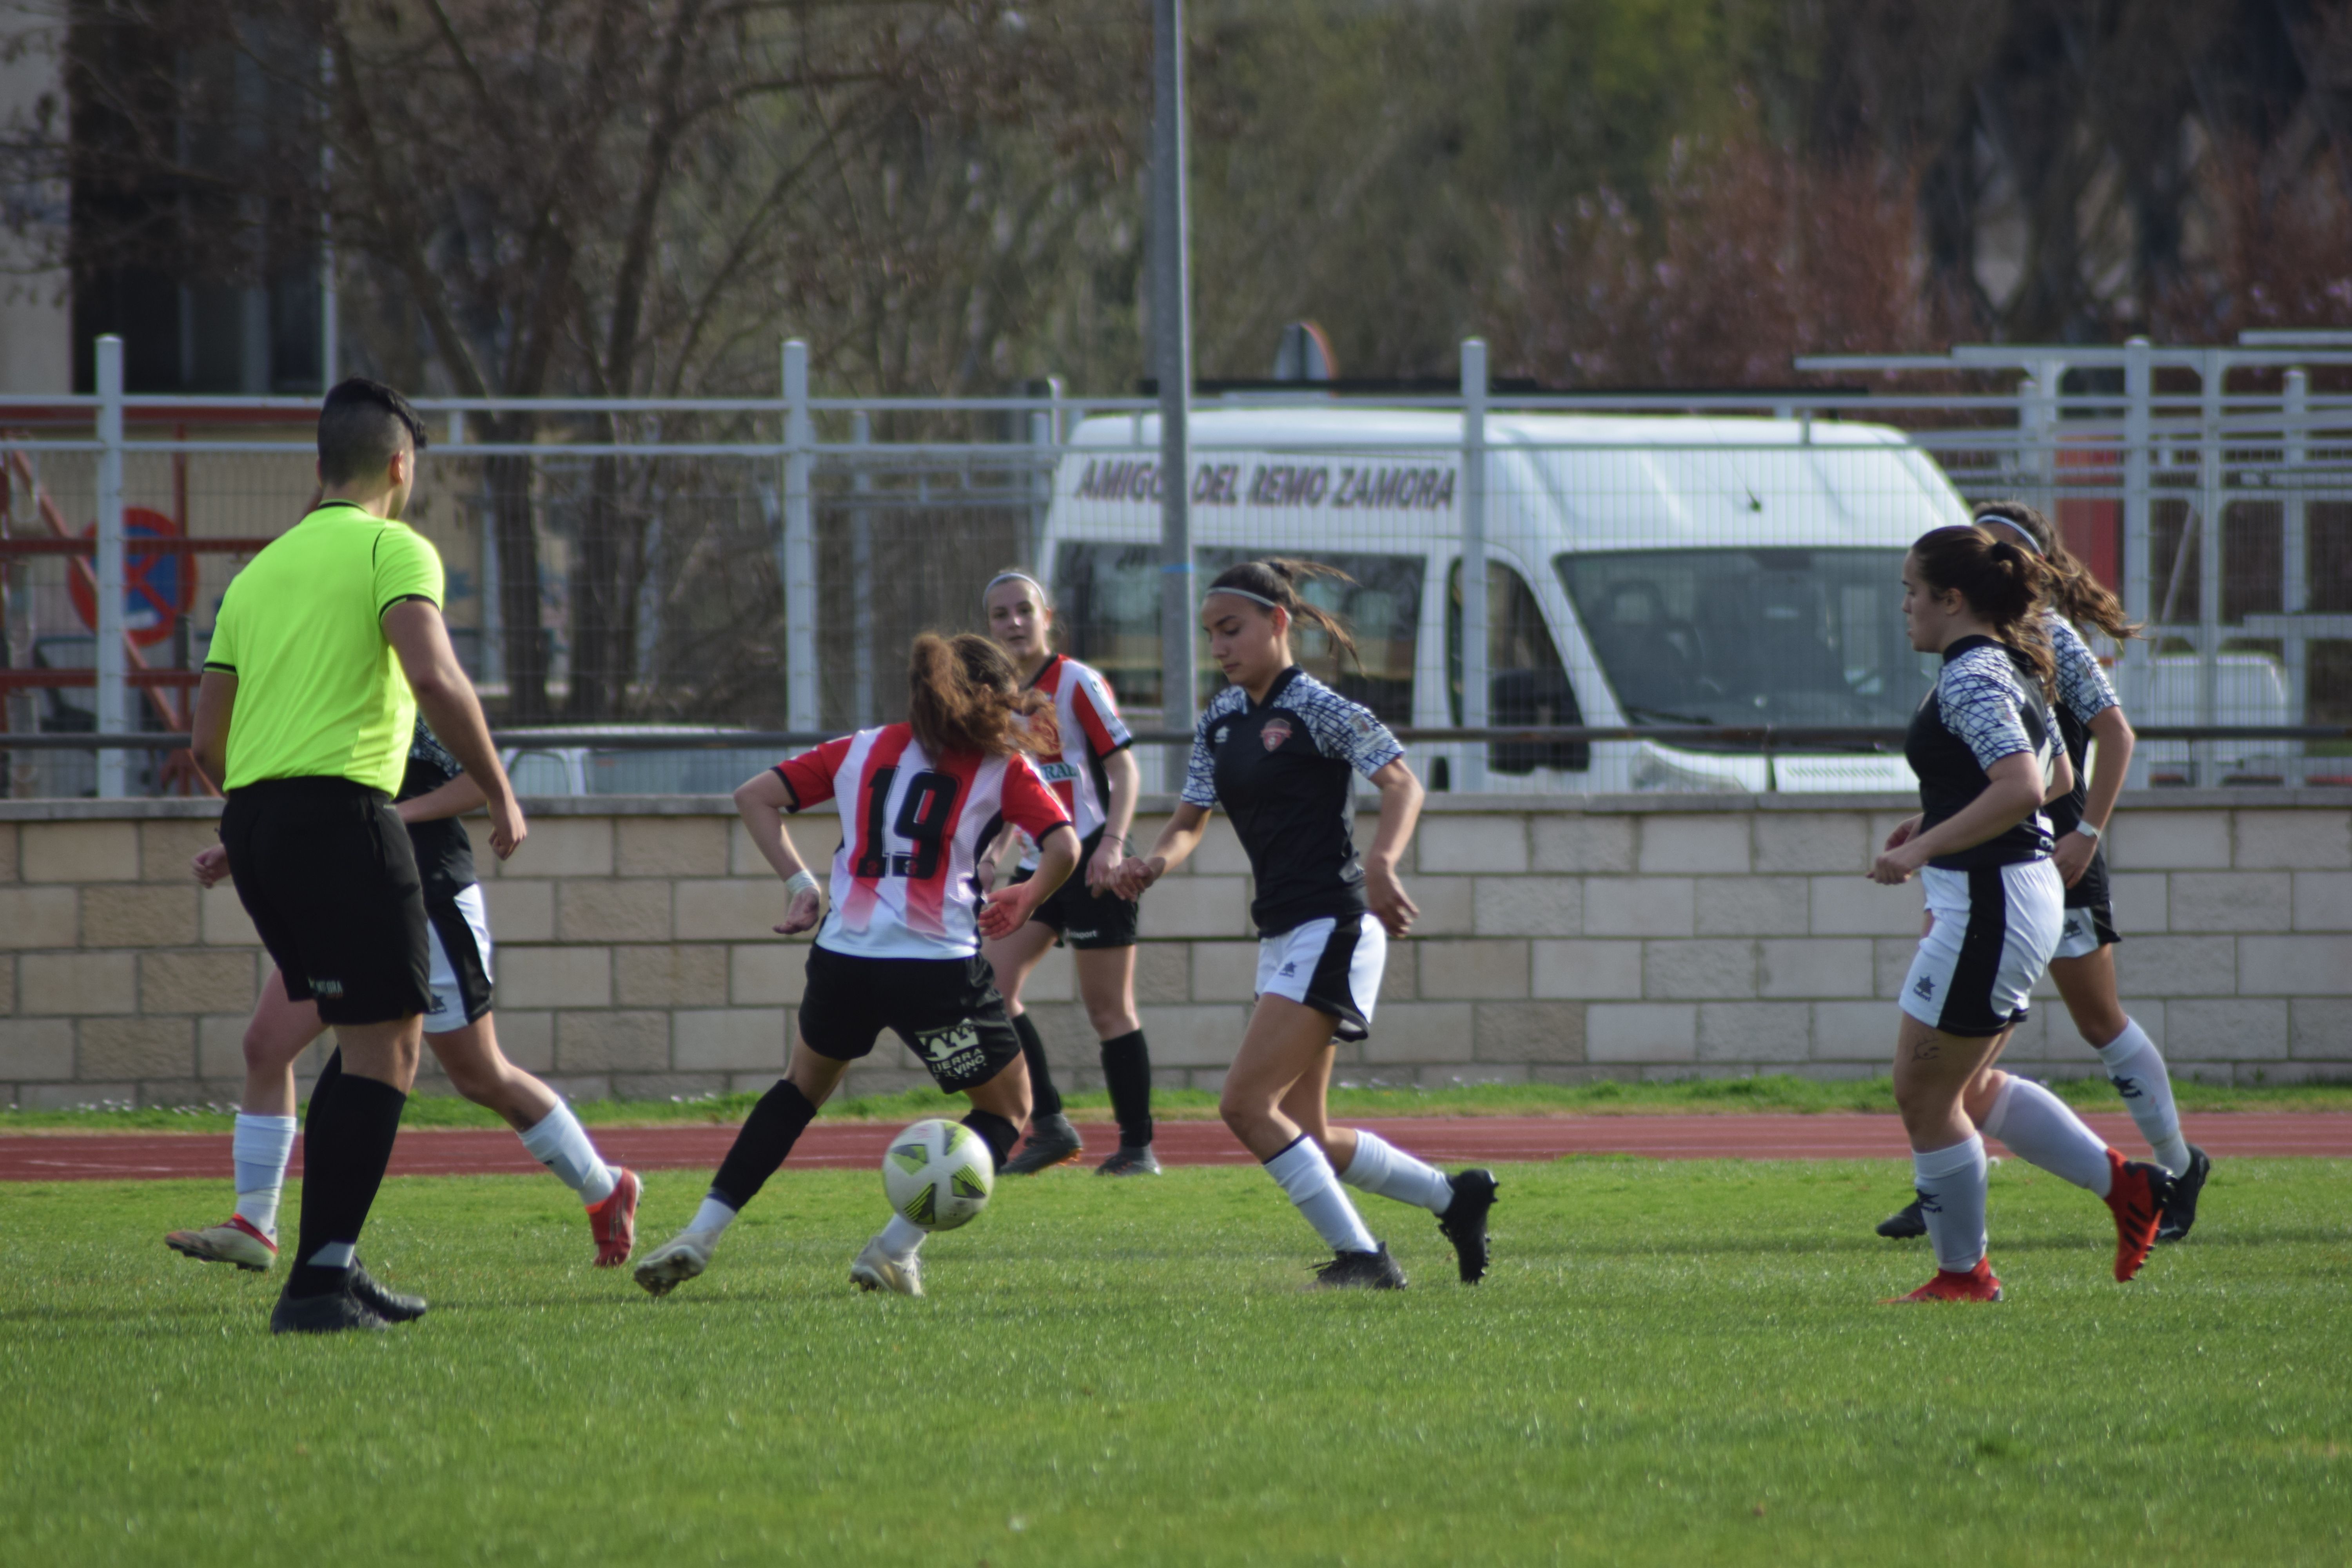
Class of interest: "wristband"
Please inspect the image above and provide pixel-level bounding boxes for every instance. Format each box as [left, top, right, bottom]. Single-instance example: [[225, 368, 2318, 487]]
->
[[2073, 822, 2102, 842], [784, 869, 821, 901]]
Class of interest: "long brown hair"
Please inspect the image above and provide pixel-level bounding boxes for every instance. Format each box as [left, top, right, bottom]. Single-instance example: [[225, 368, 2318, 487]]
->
[[1203, 557, 1360, 667], [905, 633, 1052, 758], [1909, 524, 2058, 699], [1971, 499, 2140, 642]]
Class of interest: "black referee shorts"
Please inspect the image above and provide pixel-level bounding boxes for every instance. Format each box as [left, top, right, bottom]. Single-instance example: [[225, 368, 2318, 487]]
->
[[221, 777, 433, 1027]]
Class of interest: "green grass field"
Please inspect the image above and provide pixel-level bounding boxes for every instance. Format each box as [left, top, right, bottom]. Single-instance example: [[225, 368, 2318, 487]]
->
[[9, 1073, 2352, 1132], [2, 1160, 2347, 1566]]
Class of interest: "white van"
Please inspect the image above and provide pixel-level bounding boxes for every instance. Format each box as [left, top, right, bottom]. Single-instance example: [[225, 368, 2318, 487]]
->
[[1038, 407, 1972, 793]]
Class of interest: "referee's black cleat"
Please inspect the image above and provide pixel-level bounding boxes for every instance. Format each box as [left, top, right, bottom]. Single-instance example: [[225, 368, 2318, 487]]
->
[[1313, 1244, 1406, 1290], [1877, 1194, 1928, 1239], [1000, 1112, 1083, 1175], [2156, 1146, 2212, 1243], [1094, 1143, 1161, 1176], [269, 1284, 391, 1336], [1437, 1168, 1499, 1283], [347, 1261, 427, 1324]]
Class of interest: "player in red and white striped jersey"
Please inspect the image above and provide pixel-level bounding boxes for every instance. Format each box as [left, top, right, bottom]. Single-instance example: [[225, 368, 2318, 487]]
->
[[978, 571, 1160, 1176], [634, 633, 1078, 1300]]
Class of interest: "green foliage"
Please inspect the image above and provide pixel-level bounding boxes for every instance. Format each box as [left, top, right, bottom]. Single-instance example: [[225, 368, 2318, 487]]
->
[[1, 1162, 2346, 1563]]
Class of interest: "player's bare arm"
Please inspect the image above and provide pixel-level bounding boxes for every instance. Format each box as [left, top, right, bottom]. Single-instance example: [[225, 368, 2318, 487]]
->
[[1362, 757, 1424, 939], [1116, 802, 1209, 899], [2053, 705, 2131, 887], [190, 669, 237, 790], [982, 822, 1078, 938], [396, 771, 486, 825], [733, 768, 822, 935], [1089, 743, 1142, 891], [383, 599, 525, 859]]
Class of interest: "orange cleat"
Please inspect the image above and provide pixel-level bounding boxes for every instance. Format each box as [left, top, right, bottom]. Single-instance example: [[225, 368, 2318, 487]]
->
[[1882, 1257, 2003, 1303], [588, 1168, 641, 1268], [2102, 1149, 2172, 1283]]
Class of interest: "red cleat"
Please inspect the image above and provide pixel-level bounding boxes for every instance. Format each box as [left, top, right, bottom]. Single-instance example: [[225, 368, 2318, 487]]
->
[[1882, 1257, 2003, 1303], [2102, 1149, 2172, 1283], [588, 1168, 641, 1268]]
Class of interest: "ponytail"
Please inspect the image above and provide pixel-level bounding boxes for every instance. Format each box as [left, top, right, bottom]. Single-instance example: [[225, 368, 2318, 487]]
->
[[1971, 500, 2140, 642], [1202, 557, 1361, 668], [905, 632, 1052, 759], [1910, 524, 2060, 699]]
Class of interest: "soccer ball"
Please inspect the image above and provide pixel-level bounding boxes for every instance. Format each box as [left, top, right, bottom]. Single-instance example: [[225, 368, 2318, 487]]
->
[[881, 1118, 995, 1232]]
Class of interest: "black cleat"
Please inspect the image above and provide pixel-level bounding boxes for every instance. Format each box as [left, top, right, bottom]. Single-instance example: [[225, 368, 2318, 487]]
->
[[347, 1261, 426, 1323], [269, 1284, 390, 1336], [1437, 1168, 1499, 1283], [2155, 1146, 2211, 1243], [1000, 1112, 1084, 1175], [1094, 1143, 1161, 1176], [1877, 1194, 1928, 1239], [1313, 1243, 1406, 1290]]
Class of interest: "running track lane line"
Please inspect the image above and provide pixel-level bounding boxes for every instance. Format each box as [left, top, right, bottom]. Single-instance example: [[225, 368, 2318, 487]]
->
[[2, 1112, 2346, 1181]]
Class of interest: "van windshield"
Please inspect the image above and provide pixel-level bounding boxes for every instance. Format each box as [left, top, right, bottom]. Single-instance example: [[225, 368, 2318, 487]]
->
[[1555, 548, 1931, 729], [1054, 544, 1424, 722]]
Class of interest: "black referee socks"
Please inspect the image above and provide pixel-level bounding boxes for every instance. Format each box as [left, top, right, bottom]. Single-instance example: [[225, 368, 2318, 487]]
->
[[1011, 1011, 1061, 1119], [709, 1080, 818, 1211], [961, 1109, 1020, 1172], [1099, 1029, 1154, 1149], [285, 1070, 406, 1299]]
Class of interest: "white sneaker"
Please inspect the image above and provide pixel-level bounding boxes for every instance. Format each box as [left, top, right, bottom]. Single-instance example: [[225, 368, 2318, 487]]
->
[[165, 1215, 278, 1272], [632, 1229, 719, 1298], [849, 1234, 924, 1297]]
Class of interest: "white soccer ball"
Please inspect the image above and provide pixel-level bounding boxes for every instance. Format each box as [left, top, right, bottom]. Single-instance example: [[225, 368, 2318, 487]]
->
[[881, 1118, 995, 1232]]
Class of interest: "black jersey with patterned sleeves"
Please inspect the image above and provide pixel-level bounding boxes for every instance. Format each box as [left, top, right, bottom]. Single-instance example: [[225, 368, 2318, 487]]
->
[[1904, 635, 2059, 871], [2044, 613, 2120, 840], [1182, 666, 1406, 934], [397, 717, 475, 894]]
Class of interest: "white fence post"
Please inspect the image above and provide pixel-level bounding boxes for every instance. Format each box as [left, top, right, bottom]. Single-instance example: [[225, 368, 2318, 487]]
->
[[780, 339, 817, 734], [2196, 351, 2225, 785], [1459, 337, 1489, 793], [94, 335, 126, 799], [850, 408, 875, 728], [2284, 368, 2310, 769], [2120, 337, 2152, 780]]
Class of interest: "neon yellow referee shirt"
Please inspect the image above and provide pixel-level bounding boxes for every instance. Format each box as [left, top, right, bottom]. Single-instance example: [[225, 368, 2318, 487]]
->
[[203, 500, 445, 795]]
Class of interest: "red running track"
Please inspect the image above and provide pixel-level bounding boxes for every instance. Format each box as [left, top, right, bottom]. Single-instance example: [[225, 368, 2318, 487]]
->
[[2, 1112, 2345, 1182]]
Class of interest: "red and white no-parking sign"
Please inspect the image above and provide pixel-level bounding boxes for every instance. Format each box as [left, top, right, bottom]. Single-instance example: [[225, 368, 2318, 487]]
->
[[67, 507, 199, 648]]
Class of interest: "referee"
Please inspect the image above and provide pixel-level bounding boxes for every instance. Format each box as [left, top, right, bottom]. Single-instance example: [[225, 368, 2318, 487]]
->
[[191, 377, 526, 1335]]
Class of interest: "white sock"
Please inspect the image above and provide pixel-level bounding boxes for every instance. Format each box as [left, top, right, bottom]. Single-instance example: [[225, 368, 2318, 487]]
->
[[1982, 1075, 2114, 1197], [2094, 1018, 2192, 1175], [307, 1241, 355, 1270], [230, 1112, 297, 1237], [1263, 1134, 1379, 1255], [518, 1103, 619, 1205], [1913, 1134, 1988, 1274], [688, 1194, 738, 1238], [1339, 1131, 1455, 1214], [879, 1213, 929, 1265]]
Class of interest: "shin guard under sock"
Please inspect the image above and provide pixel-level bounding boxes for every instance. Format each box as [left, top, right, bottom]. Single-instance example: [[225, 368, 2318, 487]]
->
[[1340, 1130, 1455, 1213], [231, 1113, 298, 1236], [1264, 1134, 1380, 1254], [518, 1102, 619, 1205], [2094, 1018, 2192, 1175], [1099, 1029, 1154, 1147], [961, 1109, 1020, 1172], [1011, 1011, 1061, 1120], [286, 1071, 407, 1299], [708, 1080, 818, 1211], [1982, 1074, 2114, 1196], [1912, 1134, 1989, 1275]]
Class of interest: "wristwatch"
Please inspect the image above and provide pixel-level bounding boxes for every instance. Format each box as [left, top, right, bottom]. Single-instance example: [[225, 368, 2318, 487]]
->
[[2074, 821, 2102, 842]]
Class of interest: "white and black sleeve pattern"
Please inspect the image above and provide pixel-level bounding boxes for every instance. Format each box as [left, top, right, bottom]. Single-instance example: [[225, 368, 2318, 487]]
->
[[1181, 686, 1246, 808], [1277, 672, 1406, 779], [2048, 615, 2120, 727], [1938, 646, 2034, 771]]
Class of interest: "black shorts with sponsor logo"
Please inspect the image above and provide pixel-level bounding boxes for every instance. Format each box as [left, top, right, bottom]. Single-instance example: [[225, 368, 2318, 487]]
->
[[796, 944, 1023, 1094], [1007, 828, 1140, 950], [221, 776, 432, 1027]]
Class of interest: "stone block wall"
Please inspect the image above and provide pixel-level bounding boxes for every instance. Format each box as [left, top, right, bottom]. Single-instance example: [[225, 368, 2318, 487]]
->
[[1, 791, 2346, 1106]]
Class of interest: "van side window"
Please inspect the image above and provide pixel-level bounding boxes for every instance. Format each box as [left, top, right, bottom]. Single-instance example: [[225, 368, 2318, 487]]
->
[[1446, 560, 1587, 773], [1056, 543, 1423, 724]]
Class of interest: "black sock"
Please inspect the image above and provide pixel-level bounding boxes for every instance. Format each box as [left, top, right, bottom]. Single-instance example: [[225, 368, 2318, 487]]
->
[[1100, 1029, 1154, 1147], [1011, 1012, 1061, 1120], [962, 1109, 1020, 1172], [285, 1070, 406, 1299], [303, 1047, 344, 1134], [709, 1080, 818, 1211]]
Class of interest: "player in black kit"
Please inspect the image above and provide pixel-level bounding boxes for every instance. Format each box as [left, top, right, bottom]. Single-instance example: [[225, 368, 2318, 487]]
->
[[1113, 560, 1496, 1288]]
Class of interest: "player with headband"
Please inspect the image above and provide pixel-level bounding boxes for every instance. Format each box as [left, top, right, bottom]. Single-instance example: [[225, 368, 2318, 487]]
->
[[1113, 559, 1497, 1288], [976, 569, 1161, 1175]]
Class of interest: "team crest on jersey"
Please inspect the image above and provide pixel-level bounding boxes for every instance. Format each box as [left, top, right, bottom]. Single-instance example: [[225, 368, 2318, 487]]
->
[[1260, 716, 1294, 752]]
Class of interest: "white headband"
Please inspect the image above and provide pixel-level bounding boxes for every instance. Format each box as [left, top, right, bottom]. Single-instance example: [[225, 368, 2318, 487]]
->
[[983, 571, 1047, 606], [1976, 516, 2044, 556], [1202, 586, 1282, 612]]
